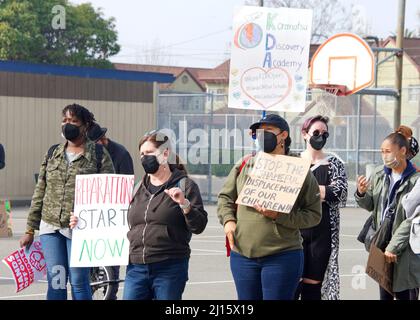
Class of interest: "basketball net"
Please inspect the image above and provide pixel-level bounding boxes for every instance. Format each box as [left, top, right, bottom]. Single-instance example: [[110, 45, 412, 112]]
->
[[311, 86, 345, 116]]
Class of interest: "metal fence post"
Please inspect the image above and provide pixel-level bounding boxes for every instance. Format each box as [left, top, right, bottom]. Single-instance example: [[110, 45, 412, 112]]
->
[[207, 93, 214, 203], [356, 95, 361, 177]]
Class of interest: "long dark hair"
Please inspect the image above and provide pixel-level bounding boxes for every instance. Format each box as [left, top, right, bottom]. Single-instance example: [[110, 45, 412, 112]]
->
[[139, 131, 187, 173]]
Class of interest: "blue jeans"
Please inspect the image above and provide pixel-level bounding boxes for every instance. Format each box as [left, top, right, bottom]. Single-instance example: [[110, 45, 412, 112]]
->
[[123, 258, 189, 300], [230, 249, 303, 300], [40, 232, 92, 300]]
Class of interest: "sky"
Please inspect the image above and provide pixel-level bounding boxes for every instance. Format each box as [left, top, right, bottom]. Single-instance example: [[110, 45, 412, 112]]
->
[[70, 0, 420, 68]]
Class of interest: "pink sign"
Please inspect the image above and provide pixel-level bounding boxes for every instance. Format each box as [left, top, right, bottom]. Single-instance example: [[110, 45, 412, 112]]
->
[[2, 239, 47, 292]]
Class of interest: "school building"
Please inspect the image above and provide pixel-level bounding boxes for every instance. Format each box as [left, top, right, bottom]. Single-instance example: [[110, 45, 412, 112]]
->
[[0, 60, 174, 200]]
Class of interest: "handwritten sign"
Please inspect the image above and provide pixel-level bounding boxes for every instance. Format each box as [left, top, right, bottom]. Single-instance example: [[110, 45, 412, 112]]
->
[[366, 244, 394, 295], [2, 239, 47, 292], [70, 174, 135, 267], [236, 152, 311, 213], [228, 6, 312, 112]]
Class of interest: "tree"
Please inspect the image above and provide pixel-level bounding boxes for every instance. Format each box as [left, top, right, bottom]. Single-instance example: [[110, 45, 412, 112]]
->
[[246, 0, 356, 43], [0, 0, 120, 68], [137, 38, 174, 66]]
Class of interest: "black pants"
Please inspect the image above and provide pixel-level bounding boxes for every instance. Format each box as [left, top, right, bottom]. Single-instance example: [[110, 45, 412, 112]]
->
[[109, 265, 120, 300], [379, 286, 419, 300]]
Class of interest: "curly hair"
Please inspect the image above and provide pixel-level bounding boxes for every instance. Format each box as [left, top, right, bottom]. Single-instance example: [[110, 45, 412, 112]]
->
[[62, 103, 96, 129]]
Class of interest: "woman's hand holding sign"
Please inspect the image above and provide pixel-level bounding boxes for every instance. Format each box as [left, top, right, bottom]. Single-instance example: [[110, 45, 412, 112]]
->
[[384, 251, 397, 263], [69, 212, 78, 229], [254, 204, 283, 220]]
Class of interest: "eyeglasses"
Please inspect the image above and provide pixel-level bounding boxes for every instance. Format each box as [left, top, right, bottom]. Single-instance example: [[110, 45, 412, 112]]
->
[[312, 130, 329, 139]]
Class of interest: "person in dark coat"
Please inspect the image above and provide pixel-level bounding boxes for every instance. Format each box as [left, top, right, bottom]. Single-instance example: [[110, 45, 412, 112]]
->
[[88, 123, 134, 175], [87, 123, 135, 299], [0, 143, 5, 170]]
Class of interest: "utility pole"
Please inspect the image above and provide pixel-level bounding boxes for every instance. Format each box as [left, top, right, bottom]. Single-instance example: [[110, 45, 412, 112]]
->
[[394, 0, 406, 129], [260, 0, 265, 118]]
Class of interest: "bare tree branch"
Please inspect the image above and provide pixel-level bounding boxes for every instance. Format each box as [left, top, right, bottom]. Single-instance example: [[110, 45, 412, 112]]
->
[[245, 0, 355, 43]]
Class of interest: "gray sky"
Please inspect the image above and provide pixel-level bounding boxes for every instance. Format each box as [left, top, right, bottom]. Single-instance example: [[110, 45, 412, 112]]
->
[[70, 0, 419, 68]]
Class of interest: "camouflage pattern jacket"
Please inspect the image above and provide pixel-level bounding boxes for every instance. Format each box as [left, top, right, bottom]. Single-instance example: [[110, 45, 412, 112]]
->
[[26, 140, 114, 231]]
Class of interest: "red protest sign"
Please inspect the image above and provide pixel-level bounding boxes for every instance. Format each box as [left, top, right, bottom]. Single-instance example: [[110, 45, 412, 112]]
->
[[2, 239, 47, 292]]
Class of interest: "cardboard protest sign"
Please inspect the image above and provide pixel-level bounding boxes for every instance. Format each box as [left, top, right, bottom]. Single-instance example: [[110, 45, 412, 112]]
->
[[236, 152, 311, 213], [2, 239, 47, 292], [366, 244, 394, 295], [228, 6, 313, 112], [70, 174, 135, 267], [0, 199, 12, 237]]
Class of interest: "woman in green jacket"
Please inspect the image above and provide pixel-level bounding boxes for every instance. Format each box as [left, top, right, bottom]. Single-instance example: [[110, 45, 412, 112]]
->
[[356, 131, 420, 300], [217, 114, 322, 300]]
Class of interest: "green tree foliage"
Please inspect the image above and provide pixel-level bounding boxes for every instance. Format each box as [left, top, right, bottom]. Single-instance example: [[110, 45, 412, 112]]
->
[[0, 0, 120, 68]]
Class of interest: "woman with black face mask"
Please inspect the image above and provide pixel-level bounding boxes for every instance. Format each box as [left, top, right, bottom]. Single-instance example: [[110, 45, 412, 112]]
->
[[123, 130, 208, 300], [20, 103, 114, 300], [294, 115, 348, 300], [218, 113, 322, 300]]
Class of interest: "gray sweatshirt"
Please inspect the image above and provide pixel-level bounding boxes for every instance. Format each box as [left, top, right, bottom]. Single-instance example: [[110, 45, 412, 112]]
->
[[402, 178, 420, 219]]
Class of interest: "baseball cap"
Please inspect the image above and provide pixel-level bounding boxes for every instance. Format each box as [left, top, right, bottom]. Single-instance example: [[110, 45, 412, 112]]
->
[[88, 123, 107, 142], [249, 113, 290, 133]]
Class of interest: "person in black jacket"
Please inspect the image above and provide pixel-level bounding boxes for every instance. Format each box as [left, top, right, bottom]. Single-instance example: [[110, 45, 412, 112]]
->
[[88, 123, 134, 175], [123, 130, 208, 300], [0, 143, 5, 170]]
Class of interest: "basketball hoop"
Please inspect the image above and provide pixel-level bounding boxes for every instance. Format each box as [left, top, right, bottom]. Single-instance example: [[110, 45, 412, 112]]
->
[[309, 33, 375, 96], [311, 84, 348, 96]]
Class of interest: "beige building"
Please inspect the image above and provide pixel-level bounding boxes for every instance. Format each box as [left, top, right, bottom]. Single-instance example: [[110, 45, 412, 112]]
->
[[0, 60, 174, 200], [115, 60, 230, 112]]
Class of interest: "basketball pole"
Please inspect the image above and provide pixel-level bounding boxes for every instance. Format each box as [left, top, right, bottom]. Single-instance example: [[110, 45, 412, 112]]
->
[[394, 0, 406, 129]]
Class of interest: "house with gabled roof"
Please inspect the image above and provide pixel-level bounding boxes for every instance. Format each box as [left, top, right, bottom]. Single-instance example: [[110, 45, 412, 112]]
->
[[374, 37, 420, 133]]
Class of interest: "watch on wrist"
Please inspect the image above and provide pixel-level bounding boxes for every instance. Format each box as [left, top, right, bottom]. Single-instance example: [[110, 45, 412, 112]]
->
[[179, 199, 191, 210]]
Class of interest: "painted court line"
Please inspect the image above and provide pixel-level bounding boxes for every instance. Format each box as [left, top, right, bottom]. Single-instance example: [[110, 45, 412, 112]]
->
[[191, 240, 226, 243], [0, 274, 369, 299], [191, 248, 226, 253]]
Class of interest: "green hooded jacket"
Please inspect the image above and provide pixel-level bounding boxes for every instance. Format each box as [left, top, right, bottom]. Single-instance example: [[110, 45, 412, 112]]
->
[[355, 163, 420, 292], [217, 155, 322, 258]]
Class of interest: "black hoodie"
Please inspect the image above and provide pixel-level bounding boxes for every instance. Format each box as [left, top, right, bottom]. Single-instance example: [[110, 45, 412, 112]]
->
[[127, 168, 208, 264]]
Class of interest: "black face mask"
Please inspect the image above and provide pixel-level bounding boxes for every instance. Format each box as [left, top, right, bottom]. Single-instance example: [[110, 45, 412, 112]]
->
[[62, 123, 82, 141], [309, 131, 329, 150], [141, 155, 160, 174], [257, 131, 280, 153]]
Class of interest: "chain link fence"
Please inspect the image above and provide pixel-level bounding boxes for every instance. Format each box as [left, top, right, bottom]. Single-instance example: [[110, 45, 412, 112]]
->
[[157, 88, 420, 206]]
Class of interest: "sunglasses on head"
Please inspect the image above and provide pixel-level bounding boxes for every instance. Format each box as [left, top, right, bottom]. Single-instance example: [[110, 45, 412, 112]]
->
[[312, 130, 329, 139]]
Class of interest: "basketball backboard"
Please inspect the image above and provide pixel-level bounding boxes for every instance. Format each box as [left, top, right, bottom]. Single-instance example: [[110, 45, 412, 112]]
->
[[310, 33, 375, 96]]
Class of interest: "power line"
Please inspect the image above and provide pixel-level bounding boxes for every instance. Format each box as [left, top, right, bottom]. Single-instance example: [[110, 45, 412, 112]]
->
[[137, 27, 232, 54]]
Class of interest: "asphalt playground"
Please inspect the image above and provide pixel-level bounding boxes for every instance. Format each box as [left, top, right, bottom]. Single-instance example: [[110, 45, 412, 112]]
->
[[0, 205, 387, 300]]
